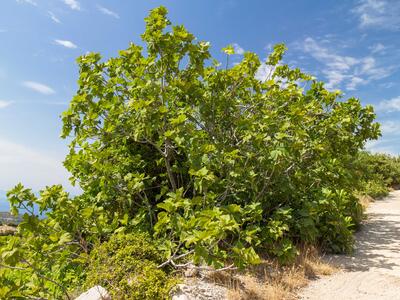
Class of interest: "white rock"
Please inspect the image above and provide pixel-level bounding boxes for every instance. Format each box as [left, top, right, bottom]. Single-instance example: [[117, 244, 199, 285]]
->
[[170, 282, 228, 300], [171, 284, 191, 300], [172, 293, 190, 300], [74, 285, 111, 300]]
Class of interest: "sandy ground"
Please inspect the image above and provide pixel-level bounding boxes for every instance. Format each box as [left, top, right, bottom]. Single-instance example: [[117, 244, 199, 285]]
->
[[300, 190, 400, 300]]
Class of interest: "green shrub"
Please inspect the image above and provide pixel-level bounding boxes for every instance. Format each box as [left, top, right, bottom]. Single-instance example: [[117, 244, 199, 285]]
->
[[363, 178, 389, 199], [356, 152, 400, 198], [0, 235, 10, 247], [0, 6, 383, 298], [60, 6, 379, 267], [84, 232, 177, 300], [295, 189, 361, 254]]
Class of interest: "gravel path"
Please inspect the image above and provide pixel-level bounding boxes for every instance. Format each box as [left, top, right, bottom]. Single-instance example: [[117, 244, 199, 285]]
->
[[300, 190, 400, 300]]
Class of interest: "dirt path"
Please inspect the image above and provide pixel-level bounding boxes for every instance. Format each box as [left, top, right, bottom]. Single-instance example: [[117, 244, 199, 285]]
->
[[300, 190, 400, 300]]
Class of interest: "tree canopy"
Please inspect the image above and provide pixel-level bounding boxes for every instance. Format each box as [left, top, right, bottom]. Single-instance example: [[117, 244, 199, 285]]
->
[[0, 6, 380, 299]]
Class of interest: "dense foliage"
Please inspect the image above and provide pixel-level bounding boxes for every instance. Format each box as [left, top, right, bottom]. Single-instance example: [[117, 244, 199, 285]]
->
[[0, 185, 100, 299], [85, 233, 177, 299], [356, 152, 400, 198], [0, 6, 381, 299]]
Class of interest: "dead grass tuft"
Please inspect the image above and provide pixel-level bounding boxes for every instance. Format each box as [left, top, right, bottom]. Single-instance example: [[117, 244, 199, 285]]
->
[[358, 194, 374, 209], [204, 245, 337, 300], [226, 275, 288, 300]]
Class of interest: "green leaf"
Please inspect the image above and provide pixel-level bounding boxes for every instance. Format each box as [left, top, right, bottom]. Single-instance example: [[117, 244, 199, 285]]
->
[[222, 45, 235, 55], [58, 232, 72, 245]]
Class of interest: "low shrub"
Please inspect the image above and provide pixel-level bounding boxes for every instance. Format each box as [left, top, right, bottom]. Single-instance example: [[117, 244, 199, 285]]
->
[[356, 152, 400, 198], [84, 232, 177, 300], [363, 178, 389, 199]]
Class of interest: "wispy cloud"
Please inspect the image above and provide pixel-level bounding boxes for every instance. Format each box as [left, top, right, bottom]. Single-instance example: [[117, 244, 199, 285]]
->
[[359, 56, 391, 80], [255, 64, 274, 81], [380, 82, 395, 89], [369, 43, 386, 54], [300, 37, 393, 90], [97, 5, 119, 19], [380, 120, 400, 134], [303, 37, 358, 71], [48, 11, 61, 24], [232, 43, 245, 55], [346, 76, 367, 90], [22, 81, 55, 95], [16, 0, 37, 6], [0, 100, 12, 109], [11, 100, 69, 106], [0, 137, 77, 192], [54, 39, 77, 49], [376, 96, 400, 112], [352, 0, 400, 30], [365, 139, 398, 155], [63, 0, 80, 11]]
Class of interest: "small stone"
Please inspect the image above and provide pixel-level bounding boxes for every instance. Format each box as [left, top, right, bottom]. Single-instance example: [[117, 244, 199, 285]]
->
[[170, 281, 228, 300], [172, 293, 191, 300], [74, 285, 111, 300]]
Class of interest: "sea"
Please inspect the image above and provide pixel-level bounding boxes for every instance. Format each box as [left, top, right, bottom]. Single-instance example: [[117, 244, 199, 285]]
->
[[0, 190, 9, 212], [0, 190, 41, 223]]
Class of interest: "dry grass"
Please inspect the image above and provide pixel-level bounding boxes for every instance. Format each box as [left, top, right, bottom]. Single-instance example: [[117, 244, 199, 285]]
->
[[358, 194, 374, 210], [204, 246, 337, 300]]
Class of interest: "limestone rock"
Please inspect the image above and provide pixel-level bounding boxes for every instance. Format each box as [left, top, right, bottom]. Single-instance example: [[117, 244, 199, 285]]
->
[[74, 286, 111, 300], [171, 281, 228, 300], [0, 225, 17, 236]]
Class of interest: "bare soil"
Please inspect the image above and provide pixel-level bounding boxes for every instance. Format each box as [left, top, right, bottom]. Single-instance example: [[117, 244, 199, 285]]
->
[[300, 190, 400, 300]]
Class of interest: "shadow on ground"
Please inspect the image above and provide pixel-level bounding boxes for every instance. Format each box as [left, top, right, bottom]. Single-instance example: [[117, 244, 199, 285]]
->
[[324, 192, 400, 275]]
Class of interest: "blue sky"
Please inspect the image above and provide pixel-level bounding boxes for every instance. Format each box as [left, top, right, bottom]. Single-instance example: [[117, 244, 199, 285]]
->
[[0, 0, 399, 193]]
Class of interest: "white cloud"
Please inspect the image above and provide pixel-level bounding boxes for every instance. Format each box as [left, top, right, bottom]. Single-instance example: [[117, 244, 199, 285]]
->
[[365, 140, 398, 155], [16, 0, 37, 6], [97, 5, 119, 19], [48, 11, 61, 24], [359, 56, 391, 80], [380, 82, 395, 89], [255, 64, 274, 81], [380, 121, 400, 134], [301, 37, 393, 90], [376, 96, 400, 112], [54, 39, 77, 49], [0, 137, 77, 192], [352, 0, 400, 30], [303, 37, 358, 72], [322, 70, 346, 89], [63, 0, 80, 11], [232, 43, 245, 55], [346, 76, 366, 91], [0, 101, 11, 109], [369, 43, 386, 54], [22, 81, 55, 95]]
